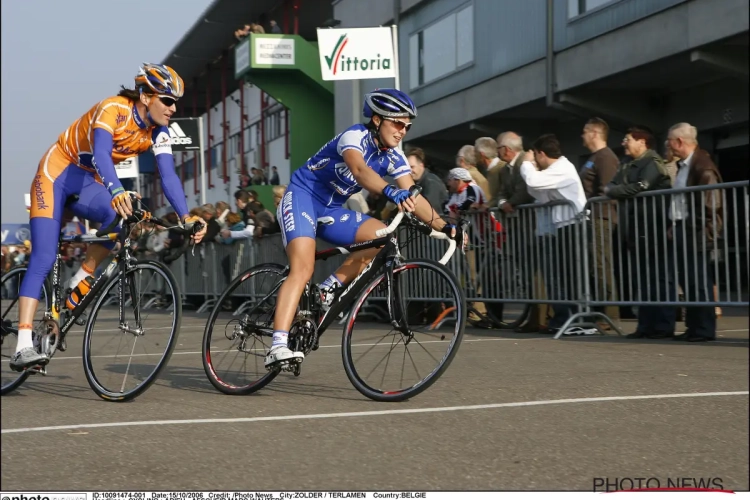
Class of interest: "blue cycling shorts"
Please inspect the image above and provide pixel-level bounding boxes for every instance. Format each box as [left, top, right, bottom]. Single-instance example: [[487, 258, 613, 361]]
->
[[276, 183, 371, 247]]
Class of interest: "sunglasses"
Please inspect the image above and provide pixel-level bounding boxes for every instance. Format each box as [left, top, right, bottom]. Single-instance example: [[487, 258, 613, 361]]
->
[[158, 96, 178, 107], [383, 117, 412, 132]]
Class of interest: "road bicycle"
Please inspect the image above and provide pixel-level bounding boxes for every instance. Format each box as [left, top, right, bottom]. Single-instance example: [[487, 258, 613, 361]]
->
[[1, 194, 202, 400], [202, 186, 468, 402]]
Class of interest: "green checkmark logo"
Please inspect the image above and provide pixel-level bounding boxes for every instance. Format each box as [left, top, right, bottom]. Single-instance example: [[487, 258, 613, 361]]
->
[[324, 34, 347, 74]]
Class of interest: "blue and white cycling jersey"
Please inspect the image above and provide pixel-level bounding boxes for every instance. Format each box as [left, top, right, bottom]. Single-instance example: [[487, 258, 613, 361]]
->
[[291, 124, 412, 206]]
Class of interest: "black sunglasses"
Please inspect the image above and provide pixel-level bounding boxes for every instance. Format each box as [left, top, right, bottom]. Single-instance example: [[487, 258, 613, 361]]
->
[[158, 96, 178, 107]]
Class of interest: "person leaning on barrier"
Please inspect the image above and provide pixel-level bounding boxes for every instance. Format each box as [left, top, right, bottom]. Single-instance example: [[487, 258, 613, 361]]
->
[[666, 122, 723, 342], [474, 137, 507, 204], [223, 190, 257, 241], [496, 131, 548, 333], [495, 131, 534, 212], [520, 134, 589, 335], [407, 147, 448, 212], [605, 126, 675, 340], [580, 117, 621, 327], [456, 144, 491, 200]]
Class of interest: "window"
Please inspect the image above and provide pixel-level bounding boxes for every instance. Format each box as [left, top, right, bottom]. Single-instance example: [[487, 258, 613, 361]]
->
[[409, 4, 473, 88], [568, 0, 619, 18]]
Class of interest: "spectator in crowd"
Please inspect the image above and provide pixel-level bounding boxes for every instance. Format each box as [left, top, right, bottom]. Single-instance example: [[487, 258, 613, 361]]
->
[[249, 201, 278, 239], [235, 23, 265, 40], [269, 19, 282, 33], [520, 134, 589, 335], [343, 189, 370, 214], [667, 122, 723, 342], [407, 147, 448, 213], [662, 140, 679, 185], [239, 173, 252, 190], [218, 212, 246, 245], [605, 126, 674, 339], [495, 131, 534, 212], [269, 166, 280, 185], [456, 145, 490, 200], [225, 190, 256, 240], [497, 130, 546, 333], [215, 201, 232, 225], [474, 137, 506, 204], [272, 184, 286, 210], [200, 204, 222, 244], [251, 167, 267, 185], [445, 167, 491, 324], [580, 117, 620, 327], [365, 190, 390, 221]]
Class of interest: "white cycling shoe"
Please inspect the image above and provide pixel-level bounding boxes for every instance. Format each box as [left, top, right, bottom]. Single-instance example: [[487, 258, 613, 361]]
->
[[264, 345, 304, 369]]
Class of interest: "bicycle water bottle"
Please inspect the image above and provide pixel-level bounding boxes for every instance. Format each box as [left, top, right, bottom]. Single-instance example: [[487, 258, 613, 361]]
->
[[66, 275, 96, 310]]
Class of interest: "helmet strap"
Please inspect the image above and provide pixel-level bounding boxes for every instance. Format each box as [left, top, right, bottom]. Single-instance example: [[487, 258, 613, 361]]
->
[[138, 88, 155, 127], [374, 116, 388, 151]]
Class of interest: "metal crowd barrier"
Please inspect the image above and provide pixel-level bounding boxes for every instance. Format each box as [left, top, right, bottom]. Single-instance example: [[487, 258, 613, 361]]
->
[[52, 181, 748, 340]]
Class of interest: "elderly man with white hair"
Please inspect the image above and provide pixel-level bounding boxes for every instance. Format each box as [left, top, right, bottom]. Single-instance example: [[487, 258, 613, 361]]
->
[[456, 145, 490, 200], [474, 137, 506, 203], [667, 122, 723, 342]]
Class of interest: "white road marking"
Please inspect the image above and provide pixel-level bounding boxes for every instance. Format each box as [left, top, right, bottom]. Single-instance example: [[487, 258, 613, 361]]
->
[[2, 391, 746, 434]]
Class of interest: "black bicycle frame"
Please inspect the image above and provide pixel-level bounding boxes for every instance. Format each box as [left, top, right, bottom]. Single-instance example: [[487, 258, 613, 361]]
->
[[51, 233, 132, 339], [249, 233, 405, 339]]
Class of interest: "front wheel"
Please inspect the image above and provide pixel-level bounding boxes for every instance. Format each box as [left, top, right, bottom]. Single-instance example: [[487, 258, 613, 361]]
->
[[82, 260, 182, 402], [342, 259, 466, 402]]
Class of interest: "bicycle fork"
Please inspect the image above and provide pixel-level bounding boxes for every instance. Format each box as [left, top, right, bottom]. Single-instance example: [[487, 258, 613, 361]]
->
[[384, 259, 413, 343]]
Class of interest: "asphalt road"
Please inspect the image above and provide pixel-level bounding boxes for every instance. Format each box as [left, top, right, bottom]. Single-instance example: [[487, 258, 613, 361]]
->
[[2, 310, 748, 492]]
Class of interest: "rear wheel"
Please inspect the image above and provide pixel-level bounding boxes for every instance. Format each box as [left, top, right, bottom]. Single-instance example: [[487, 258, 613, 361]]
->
[[342, 259, 466, 402], [202, 263, 286, 395], [1, 266, 51, 395]]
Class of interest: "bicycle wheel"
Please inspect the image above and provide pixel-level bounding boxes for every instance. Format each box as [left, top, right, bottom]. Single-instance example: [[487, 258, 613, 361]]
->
[[1, 266, 51, 395], [342, 259, 466, 402], [82, 260, 182, 402], [202, 263, 286, 395]]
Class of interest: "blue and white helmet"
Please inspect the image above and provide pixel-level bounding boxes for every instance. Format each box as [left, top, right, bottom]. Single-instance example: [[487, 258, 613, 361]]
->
[[363, 88, 417, 119]]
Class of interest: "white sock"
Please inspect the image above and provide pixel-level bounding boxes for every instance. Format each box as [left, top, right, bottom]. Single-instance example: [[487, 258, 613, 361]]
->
[[271, 330, 288, 348], [68, 265, 93, 290], [15, 328, 34, 353], [319, 274, 343, 291]]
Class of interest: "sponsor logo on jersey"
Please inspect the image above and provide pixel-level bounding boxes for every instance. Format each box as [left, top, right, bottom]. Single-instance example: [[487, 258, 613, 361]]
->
[[168, 122, 193, 145], [281, 191, 295, 233], [114, 145, 138, 155], [116, 113, 127, 126], [335, 162, 356, 184], [33, 175, 48, 211], [340, 213, 350, 222], [301, 211, 315, 227], [307, 158, 330, 171], [356, 212, 363, 223], [152, 131, 173, 156]]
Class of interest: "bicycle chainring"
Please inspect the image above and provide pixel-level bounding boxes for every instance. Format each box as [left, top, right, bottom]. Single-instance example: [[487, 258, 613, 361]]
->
[[38, 318, 60, 357]]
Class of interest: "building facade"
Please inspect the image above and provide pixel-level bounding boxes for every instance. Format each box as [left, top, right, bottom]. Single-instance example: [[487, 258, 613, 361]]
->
[[334, 0, 749, 177]]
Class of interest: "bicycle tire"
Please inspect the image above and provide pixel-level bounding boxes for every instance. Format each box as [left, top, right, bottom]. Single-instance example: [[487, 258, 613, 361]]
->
[[1, 266, 51, 395], [342, 258, 466, 402], [82, 260, 182, 402], [202, 263, 286, 395]]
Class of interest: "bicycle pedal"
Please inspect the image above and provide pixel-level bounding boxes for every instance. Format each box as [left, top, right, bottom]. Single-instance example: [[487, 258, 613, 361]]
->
[[75, 313, 87, 326], [58, 339, 68, 352], [27, 365, 47, 376]]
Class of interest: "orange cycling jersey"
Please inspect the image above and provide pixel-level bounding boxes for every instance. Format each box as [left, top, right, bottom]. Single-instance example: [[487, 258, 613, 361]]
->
[[55, 96, 161, 173]]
